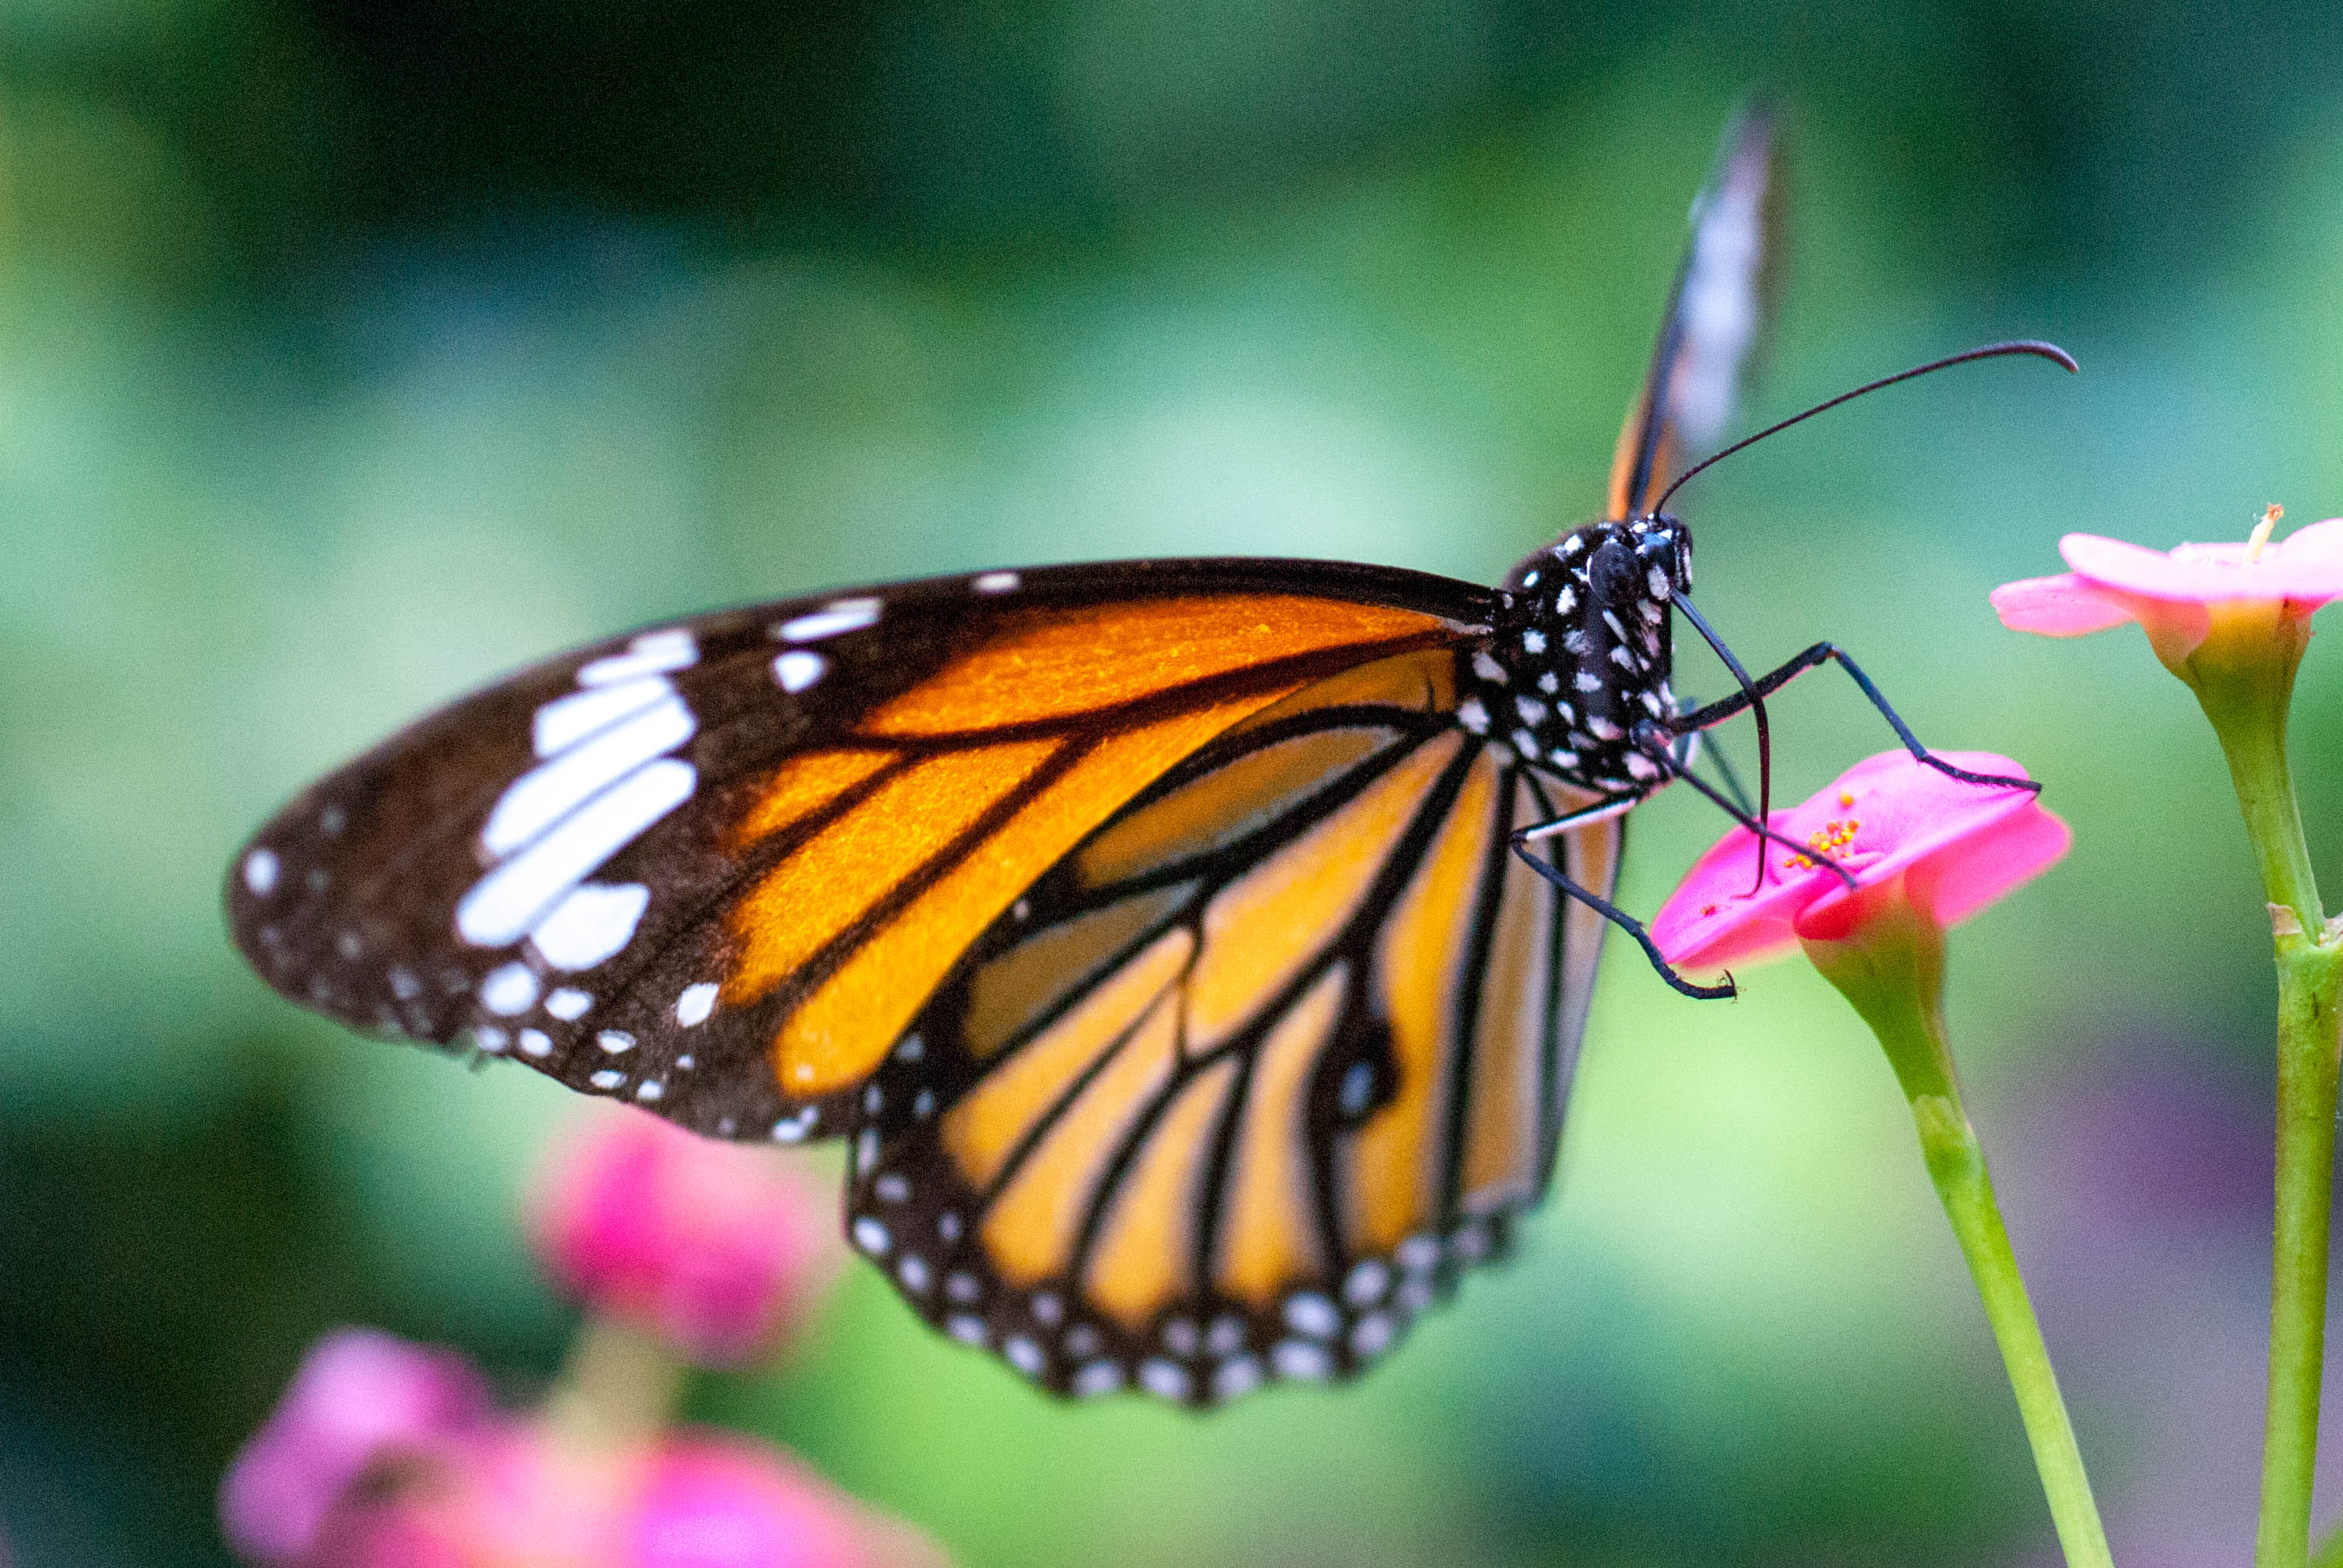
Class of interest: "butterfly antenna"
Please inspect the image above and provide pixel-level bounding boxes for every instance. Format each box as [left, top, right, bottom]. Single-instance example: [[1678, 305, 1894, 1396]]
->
[[1648, 339, 2077, 515]]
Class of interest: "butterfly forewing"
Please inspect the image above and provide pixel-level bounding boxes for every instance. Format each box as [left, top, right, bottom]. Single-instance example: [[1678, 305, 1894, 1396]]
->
[[843, 649, 1622, 1406], [227, 561, 1487, 1144], [1609, 104, 1782, 519]]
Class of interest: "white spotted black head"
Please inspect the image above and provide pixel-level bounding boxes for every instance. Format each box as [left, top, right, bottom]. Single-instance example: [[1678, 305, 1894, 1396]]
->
[[1462, 515, 1691, 793]]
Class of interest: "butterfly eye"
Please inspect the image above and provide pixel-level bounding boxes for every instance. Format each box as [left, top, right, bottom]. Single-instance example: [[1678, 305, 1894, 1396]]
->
[[1588, 538, 1641, 603]]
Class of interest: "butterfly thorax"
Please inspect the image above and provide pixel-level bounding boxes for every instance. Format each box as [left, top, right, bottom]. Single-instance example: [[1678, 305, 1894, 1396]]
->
[[1460, 515, 1690, 794]]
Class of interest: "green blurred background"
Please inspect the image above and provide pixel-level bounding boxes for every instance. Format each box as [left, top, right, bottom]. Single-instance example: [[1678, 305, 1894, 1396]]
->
[[8, 0, 2343, 1561]]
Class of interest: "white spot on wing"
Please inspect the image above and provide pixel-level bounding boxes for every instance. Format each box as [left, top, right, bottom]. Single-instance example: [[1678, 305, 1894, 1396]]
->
[[1271, 1339, 1333, 1381], [484, 697, 696, 856], [243, 849, 280, 896], [456, 760, 694, 947], [1138, 1360, 1192, 1401], [480, 962, 539, 1016], [776, 598, 881, 642], [531, 676, 671, 758], [577, 630, 698, 687], [772, 650, 827, 693], [1283, 1292, 1340, 1339], [544, 987, 592, 1020], [972, 571, 1020, 594], [529, 882, 651, 971], [676, 982, 717, 1026], [1212, 1356, 1263, 1402]]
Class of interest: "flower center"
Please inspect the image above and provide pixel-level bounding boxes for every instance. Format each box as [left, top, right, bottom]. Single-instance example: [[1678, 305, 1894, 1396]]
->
[[1785, 816, 1860, 870]]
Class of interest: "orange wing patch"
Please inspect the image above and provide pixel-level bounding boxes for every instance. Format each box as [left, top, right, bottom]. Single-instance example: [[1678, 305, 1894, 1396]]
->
[[858, 596, 1453, 738], [980, 983, 1184, 1288], [734, 749, 895, 845], [771, 698, 1296, 1096], [963, 881, 1196, 1060], [943, 926, 1193, 1191], [1086, 1056, 1241, 1330], [1221, 645, 1457, 739], [1075, 726, 1398, 888], [1214, 964, 1349, 1307], [1185, 733, 1462, 1049], [727, 740, 1061, 1004], [1342, 745, 1500, 1256]]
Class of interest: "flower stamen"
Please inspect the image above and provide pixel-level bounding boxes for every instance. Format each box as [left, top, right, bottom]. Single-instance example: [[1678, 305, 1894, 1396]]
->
[[2247, 502, 2284, 563]]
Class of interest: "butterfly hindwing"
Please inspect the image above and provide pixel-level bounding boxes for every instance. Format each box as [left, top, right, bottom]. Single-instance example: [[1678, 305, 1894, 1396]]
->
[[845, 649, 1622, 1406], [227, 561, 1489, 1144]]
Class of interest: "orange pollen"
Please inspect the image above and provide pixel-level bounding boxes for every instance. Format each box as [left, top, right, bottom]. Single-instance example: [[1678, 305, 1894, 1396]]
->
[[1783, 817, 1860, 871]]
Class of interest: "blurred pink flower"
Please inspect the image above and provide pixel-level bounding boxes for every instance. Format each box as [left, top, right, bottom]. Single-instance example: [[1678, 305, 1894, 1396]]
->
[[220, 1328, 494, 1565], [1652, 750, 2069, 973], [325, 1420, 945, 1568], [531, 1109, 843, 1367], [1991, 518, 2343, 665]]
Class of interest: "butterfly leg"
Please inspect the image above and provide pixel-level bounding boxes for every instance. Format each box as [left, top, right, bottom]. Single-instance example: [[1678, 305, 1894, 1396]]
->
[[1631, 725, 1857, 893], [1509, 798, 1736, 1001], [1666, 621, 2040, 795], [1664, 695, 1752, 816]]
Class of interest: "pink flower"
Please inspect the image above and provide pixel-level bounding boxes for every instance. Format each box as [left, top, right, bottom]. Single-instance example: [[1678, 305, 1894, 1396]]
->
[[322, 1420, 945, 1568], [531, 1110, 842, 1367], [219, 1328, 494, 1565], [1652, 750, 2070, 974], [1991, 516, 2343, 666]]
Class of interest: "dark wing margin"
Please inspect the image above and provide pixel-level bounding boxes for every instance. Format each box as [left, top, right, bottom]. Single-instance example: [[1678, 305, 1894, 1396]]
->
[[843, 649, 1624, 1408], [224, 559, 1492, 1147], [1609, 100, 1784, 519]]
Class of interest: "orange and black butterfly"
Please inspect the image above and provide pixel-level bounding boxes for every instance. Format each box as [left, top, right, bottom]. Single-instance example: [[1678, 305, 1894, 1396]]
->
[[224, 110, 2055, 1407]]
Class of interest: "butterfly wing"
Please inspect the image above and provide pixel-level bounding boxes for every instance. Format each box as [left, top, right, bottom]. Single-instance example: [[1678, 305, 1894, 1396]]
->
[[843, 647, 1623, 1405], [227, 561, 1489, 1144], [1608, 102, 1783, 519]]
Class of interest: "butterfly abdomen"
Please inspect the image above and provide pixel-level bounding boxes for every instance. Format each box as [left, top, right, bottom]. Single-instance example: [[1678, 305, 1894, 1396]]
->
[[1457, 516, 1690, 795]]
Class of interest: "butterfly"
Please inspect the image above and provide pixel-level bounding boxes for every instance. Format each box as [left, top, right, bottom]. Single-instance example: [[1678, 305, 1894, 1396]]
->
[[227, 107, 1863, 1407]]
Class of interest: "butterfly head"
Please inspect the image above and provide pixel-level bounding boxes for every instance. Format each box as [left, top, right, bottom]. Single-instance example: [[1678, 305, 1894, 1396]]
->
[[1467, 517, 1688, 791]]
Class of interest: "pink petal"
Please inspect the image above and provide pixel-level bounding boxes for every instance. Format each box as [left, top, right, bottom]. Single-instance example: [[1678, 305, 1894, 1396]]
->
[[1988, 572, 2137, 638], [1906, 800, 2073, 930], [2062, 528, 2343, 605], [631, 1433, 946, 1568], [332, 1424, 946, 1568], [319, 1418, 639, 1568], [220, 1330, 492, 1565], [1654, 751, 2067, 971], [532, 1110, 843, 1369]]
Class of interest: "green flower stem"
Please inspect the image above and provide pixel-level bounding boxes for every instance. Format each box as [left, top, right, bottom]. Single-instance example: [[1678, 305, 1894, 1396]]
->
[[542, 1315, 685, 1457], [1804, 901, 2113, 1568], [2186, 603, 2343, 1568]]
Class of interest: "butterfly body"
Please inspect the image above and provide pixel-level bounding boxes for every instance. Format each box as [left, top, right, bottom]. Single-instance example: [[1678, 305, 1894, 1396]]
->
[[1472, 516, 1691, 794], [227, 109, 1783, 1408]]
